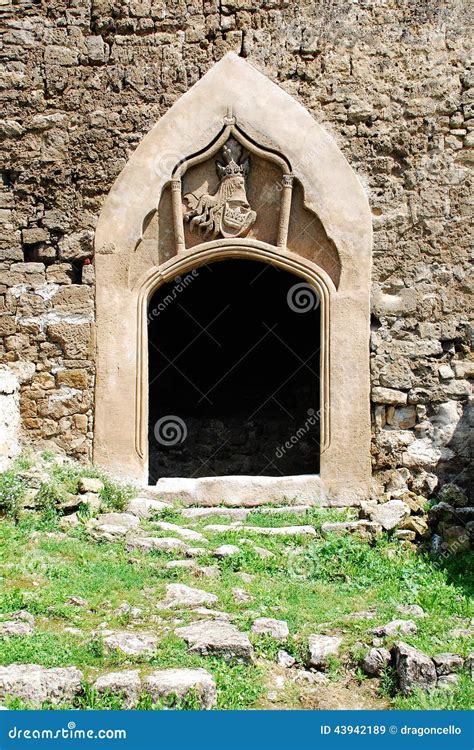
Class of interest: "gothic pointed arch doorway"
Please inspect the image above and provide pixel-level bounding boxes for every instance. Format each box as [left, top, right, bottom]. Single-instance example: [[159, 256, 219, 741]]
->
[[94, 53, 372, 501]]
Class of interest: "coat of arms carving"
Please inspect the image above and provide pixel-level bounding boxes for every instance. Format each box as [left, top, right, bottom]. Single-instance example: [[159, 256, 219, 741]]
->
[[183, 138, 256, 239]]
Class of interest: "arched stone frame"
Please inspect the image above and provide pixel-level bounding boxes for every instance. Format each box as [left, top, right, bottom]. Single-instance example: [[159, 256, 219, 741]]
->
[[94, 53, 372, 500], [134, 240, 332, 459]]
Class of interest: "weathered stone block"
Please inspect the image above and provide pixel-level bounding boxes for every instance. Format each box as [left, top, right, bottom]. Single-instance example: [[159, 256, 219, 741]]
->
[[308, 634, 342, 669], [0, 665, 83, 707], [56, 369, 88, 389], [372, 387, 408, 405], [392, 642, 437, 695], [58, 231, 94, 261], [22, 228, 49, 245], [361, 500, 410, 531], [85, 36, 107, 64], [0, 315, 16, 336], [46, 264, 74, 284], [47, 323, 92, 358], [44, 45, 79, 66], [143, 668, 217, 709]]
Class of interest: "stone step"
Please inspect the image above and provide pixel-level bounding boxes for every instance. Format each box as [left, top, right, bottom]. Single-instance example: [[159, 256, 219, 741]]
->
[[181, 504, 324, 522], [149, 475, 329, 507], [203, 523, 317, 537]]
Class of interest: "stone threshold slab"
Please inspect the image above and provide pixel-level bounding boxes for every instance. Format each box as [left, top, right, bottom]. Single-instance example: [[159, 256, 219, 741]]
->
[[145, 475, 358, 507]]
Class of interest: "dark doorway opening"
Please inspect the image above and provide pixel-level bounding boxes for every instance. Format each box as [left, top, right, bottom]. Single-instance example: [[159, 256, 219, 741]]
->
[[148, 259, 320, 481]]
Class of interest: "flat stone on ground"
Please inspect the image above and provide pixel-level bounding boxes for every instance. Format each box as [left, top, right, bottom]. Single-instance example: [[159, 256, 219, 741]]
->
[[126, 536, 188, 554], [204, 524, 316, 537], [182, 507, 250, 521], [153, 475, 324, 506], [89, 512, 140, 541], [232, 587, 253, 604], [321, 521, 382, 540], [158, 583, 218, 609], [127, 497, 169, 518], [0, 664, 83, 707], [175, 619, 254, 662], [94, 670, 141, 708], [396, 604, 426, 618], [102, 631, 158, 657], [190, 607, 231, 621], [0, 620, 34, 637], [253, 546, 275, 559], [251, 618, 289, 641], [165, 559, 197, 570], [143, 668, 216, 709], [213, 544, 241, 558], [362, 500, 410, 530], [153, 521, 206, 542], [185, 547, 208, 557], [372, 620, 417, 637], [95, 512, 139, 529]]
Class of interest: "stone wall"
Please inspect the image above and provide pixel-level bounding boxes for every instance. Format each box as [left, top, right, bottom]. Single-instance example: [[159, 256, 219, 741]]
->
[[0, 0, 472, 496]]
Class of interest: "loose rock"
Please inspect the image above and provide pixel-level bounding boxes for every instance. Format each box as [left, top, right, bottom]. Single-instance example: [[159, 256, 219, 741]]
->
[[361, 500, 410, 530], [94, 670, 141, 708], [175, 619, 254, 662], [362, 647, 391, 677], [396, 604, 426, 618], [372, 620, 417, 637], [158, 584, 218, 609], [277, 650, 296, 668], [232, 587, 253, 604], [0, 664, 83, 707], [102, 631, 158, 657], [143, 668, 216, 709], [127, 497, 169, 518], [0, 620, 34, 637], [308, 634, 343, 669], [126, 536, 188, 554], [252, 618, 289, 641], [78, 477, 104, 494], [392, 641, 437, 695], [213, 544, 241, 558], [153, 521, 206, 542], [433, 653, 464, 675]]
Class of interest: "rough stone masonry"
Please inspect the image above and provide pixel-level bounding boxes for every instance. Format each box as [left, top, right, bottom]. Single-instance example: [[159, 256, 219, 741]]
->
[[0, 1, 472, 500]]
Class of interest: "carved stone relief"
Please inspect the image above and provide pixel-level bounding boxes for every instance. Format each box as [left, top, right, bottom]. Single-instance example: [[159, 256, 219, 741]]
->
[[184, 138, 256, 239]]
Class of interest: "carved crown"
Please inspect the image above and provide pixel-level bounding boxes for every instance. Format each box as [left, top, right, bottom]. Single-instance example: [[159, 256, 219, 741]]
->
[[216, 138, 250, 180]]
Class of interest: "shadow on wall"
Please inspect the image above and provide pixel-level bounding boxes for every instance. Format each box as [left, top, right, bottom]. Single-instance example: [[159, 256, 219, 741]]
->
[[426, 400, 473, 597], [435, 400, 473, 501]]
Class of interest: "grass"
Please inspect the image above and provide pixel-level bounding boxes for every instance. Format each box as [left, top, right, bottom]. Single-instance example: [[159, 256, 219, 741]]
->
[[0, 467, 27, 521], [392, 674, 473, 710], [0, 454, 136, 524], [0, 461, 472, 710]]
